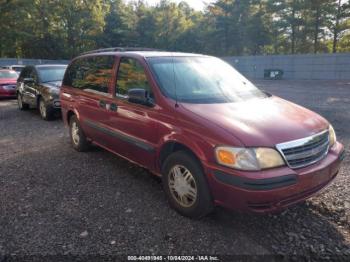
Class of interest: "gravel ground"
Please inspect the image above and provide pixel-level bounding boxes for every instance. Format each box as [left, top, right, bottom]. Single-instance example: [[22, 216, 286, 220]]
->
[[0, 80, 349, 261]]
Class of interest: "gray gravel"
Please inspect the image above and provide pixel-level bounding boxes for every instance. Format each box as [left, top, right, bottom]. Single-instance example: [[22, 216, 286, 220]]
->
[[0, 80, 349, 260]]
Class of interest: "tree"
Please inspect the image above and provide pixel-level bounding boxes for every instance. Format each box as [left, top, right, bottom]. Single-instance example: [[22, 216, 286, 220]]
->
[[133, 1, 157, 47], [0, 0, 33, 57], [56, 0, 109, 57], [0, 0, 350, 58], [246, 0, 272, 55], [153, 0, 193, 50], [331, 0, 350, 52], [306, 0, 335, 53], [101, 0, 132, 47]]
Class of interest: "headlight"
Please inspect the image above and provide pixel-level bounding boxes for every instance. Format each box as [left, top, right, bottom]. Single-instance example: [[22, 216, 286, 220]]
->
[[329, 124, 336, 147], [215, 146, 285, 171], [50, 88, 60, 95]]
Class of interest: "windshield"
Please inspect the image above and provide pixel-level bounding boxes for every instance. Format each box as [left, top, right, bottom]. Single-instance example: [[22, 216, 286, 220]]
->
[[38, 66, 67, 83], [148, 57, 267, 104], [0, 71, 18, 79], [12, 67, 24, 73]]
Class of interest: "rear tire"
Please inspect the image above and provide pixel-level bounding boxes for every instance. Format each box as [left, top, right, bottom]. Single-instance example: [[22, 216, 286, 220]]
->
[[162, 151, 214, 219], [69, 115, 90, 152], [39, 97, 54, 121], [17, 93, 29, 110]]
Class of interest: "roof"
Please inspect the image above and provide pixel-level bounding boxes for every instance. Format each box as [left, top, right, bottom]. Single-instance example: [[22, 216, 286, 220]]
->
[[34, 64, 67, 68], [79, 46, 210, 58], [128, 51, 207, 58], [80, 51, 208, 58], [0, 69, 17, 72], [7, 65, 25, 67]]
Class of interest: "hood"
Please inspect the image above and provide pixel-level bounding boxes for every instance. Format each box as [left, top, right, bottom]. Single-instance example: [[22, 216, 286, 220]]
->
[[42, 81, 62, 89], [0, 78, 17, 84], [181, 96, 329, 147]]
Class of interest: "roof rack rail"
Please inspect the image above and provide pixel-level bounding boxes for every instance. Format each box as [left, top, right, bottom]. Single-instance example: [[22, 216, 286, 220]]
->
[[81, 47, 162, 55]]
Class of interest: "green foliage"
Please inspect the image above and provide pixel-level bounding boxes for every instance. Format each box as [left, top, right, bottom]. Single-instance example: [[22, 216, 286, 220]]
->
[[0, 0, 349, 59]]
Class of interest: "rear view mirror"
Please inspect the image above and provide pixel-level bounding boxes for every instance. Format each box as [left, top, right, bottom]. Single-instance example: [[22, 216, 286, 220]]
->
[[128, 88, 153, 106]]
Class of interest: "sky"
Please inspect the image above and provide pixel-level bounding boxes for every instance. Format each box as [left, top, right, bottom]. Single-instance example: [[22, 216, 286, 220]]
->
[[126, 0, 215, 10]]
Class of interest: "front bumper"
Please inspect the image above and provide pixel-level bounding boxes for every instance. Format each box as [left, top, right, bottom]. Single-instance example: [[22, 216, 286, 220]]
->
[[47, 96, 61, 109], [205, 142, 344, 213]]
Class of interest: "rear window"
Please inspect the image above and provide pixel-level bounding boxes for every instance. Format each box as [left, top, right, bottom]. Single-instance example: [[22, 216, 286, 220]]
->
[[63, 56, 115, 95], [12, 66, 24, 73], [0, 71, 18, 79]]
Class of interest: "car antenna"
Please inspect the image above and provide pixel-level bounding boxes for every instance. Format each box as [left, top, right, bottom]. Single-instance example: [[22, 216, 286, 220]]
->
[[171, 53, 179, 108]]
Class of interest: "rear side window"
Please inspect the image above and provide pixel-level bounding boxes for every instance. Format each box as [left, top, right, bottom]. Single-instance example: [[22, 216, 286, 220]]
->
[[63, 56, 115, 95]]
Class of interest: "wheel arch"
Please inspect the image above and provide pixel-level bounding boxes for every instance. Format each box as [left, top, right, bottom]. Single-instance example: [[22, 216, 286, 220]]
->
[[67, 110, 76, 125], [36, 94, 42, 106], [158, 140, 207, 173]]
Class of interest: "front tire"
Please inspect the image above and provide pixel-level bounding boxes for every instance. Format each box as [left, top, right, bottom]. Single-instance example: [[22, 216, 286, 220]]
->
[[17, 93, 29, 110], [38, 97, 54, 121], [69, 115, 90, 152], [162, 151, 214, 219]]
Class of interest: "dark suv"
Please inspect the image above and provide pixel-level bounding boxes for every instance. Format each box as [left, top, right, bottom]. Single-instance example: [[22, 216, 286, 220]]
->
[[16, 64, 67, 120], [60, 48, 344, 218]]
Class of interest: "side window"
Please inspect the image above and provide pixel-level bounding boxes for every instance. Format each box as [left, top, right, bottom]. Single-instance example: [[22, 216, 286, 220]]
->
[[116, 58, 153, 99], [28, 69, 38, 83], [63, 56, 115, 95], [62, 59, 85, 87], [19, 67, 28, 81]]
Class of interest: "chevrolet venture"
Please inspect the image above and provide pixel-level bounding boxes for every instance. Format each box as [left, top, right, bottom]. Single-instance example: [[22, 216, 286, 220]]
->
[[60, 48, 344, 218]]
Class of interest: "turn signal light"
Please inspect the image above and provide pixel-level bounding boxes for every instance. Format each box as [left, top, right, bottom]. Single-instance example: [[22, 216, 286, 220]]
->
[[217, 149, 236, 165]]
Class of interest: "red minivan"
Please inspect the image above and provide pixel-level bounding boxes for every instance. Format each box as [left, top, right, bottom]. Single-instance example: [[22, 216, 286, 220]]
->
[[60, 48, 345, 218]]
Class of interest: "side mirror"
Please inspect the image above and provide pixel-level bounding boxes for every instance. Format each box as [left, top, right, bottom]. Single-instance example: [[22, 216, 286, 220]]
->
[[23, 78, 34, 84], [262, 90, 272, 97], [128, 88, 153, 106]]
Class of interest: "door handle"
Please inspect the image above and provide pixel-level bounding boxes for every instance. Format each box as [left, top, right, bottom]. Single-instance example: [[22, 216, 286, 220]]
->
[[99, 100, 117, 112], [109, 103, 118, 112], [99, 100, 106, 108]]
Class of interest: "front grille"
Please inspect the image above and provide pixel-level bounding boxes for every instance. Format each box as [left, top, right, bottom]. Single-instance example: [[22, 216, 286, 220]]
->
[[276, 130, 330, 169]]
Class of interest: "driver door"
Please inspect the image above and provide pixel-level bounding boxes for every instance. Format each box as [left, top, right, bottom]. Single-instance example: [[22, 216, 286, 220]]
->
[[105, 57, 159, 170], [21, 67, 38, 106]]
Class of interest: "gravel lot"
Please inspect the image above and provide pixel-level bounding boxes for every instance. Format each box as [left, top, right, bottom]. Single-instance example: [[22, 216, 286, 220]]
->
[[0, 80, 349, 260]]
